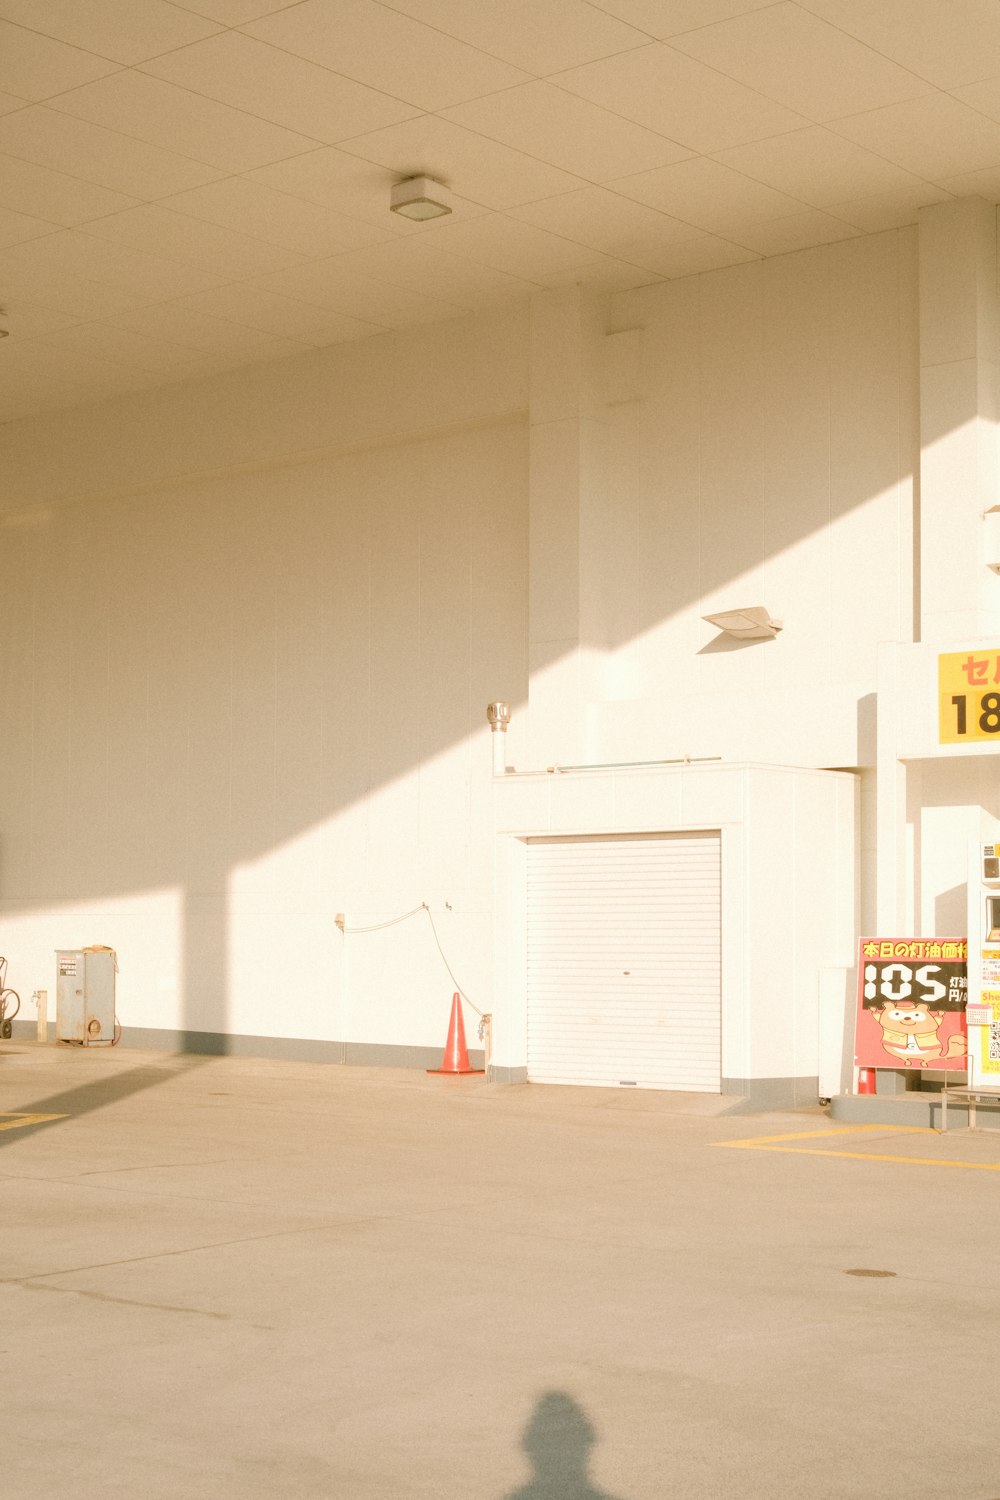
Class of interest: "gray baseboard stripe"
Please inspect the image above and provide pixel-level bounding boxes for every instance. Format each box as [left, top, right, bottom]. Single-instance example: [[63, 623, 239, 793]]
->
[[8, 1020, 485, 1072], [830, 1091, 1000, 1130], [723, 1075, 819, 1108], [6, 1024, 813, 1101], [489, 1065, 528, 1084]]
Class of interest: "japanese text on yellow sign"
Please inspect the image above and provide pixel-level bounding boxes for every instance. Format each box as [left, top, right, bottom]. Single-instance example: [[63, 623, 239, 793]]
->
[[860, 939, 967, 960], [939, 651, 1000, 744]]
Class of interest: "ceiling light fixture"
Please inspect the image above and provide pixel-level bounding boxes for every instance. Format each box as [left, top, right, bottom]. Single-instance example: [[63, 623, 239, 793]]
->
[[702, 606, 782, 639], [390, 175, 452, 221]]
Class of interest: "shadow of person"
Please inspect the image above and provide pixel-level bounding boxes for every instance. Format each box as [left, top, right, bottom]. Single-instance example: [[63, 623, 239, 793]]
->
[[502, 1391, 626, 1500]]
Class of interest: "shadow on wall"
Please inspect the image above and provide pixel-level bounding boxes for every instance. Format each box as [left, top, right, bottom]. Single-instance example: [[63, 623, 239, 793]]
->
[[0, 417, 530, 1050], [911, 757, 1000, 933], [936, 883, 969, 934], [0, 237, 924, 1051], [502, 1392, 626, 1500]]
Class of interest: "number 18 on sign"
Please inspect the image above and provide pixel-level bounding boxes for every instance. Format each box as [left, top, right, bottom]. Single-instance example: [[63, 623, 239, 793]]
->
[[939, 651, 1000, 744]]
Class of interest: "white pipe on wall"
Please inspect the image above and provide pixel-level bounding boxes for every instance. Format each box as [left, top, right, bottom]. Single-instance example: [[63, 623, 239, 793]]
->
[[487, 701, 510, 776]]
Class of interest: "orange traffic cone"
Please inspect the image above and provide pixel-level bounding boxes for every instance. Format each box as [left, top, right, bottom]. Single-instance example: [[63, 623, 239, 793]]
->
[[428, 992, 484, 1076], [857, 1067, 876, 1095]]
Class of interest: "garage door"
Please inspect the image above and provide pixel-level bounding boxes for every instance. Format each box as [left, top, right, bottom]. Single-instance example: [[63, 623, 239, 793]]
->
[[526, 832, 721, 1091]]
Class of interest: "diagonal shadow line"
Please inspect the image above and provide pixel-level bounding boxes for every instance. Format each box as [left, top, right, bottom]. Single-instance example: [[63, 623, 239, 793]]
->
[[0, 1056, 211, 1150]]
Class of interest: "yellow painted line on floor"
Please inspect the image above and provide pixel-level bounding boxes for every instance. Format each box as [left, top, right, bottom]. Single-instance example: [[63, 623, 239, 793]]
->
[[735, 1145, 1000, 1171], [715, 1123, 1000, 1172], [0, 1113, 67, 1132], [718, 1124, 925, 1148]]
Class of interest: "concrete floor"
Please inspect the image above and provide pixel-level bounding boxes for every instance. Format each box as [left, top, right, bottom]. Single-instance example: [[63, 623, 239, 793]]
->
[[2, 1042, 999, 1500]]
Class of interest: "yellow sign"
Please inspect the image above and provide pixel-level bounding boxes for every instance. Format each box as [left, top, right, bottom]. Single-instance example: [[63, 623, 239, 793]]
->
[[939, 650, 1000, 743]]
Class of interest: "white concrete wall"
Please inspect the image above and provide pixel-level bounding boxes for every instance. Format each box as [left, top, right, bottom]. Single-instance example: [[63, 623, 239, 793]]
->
[[0, 309, 529, 1048], [492, 763, 857, 1087], [587, 228, 918, 771], [0, 226, 931, 1062]]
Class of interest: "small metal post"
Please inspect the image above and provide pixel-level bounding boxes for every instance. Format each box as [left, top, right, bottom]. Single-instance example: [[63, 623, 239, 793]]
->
[[34, 989, 47, 1044], [481, 1012, 493, 1079]]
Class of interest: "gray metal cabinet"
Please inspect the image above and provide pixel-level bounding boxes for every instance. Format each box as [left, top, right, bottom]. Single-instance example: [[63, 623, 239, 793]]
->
[[56, 948, 116, 1044]]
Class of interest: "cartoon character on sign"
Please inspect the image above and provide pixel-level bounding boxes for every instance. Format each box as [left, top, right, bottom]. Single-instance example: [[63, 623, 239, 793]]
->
[[874, 998, 967, 1065]]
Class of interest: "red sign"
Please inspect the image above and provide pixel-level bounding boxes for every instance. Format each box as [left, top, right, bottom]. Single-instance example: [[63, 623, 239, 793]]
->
[[855, 938, 968, 1072]]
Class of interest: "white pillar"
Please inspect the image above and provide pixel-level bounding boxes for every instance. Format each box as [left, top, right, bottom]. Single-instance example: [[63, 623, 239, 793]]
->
[[875, 644, 913, 933], [526, 287, 608, 770], [918, 198, 1000, 641]]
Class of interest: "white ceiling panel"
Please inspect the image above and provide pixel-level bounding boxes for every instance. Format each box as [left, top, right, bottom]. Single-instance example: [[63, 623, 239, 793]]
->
[[247, 258, 465, 325], [0, 106, 223, 197], [509, 185, 702, 265], [31, 320, 215, 372], [322, 237, 536, 304], [2, 0, 1000, 423], [76, 365, 195, 399], [830, 185, 953, 234], [713, 126, 941, 210], [0, 151, 140, 225], [534, 254, 663, 292], [163, 178, 398, 258], [628, 234, 758, 277], [171, 0, 295, 21], [726, 208, 859, 256], [0, 336, 136, 389], [0, 370, 72, 421], [164, 284, 383, 344], [110, 300, 320, 357], [610, 157, 809, 234], [1, 299, 84, 337], [441, 80, 691, 181], [583, 0, 778, 37], [553, 42, 808, 154], [78, 205, 310, 279], [939, 167, 1000, 202], [0, 255, 161, 317], [139, 32, 420, 144], [156, 348, 307, 383], [0, 20, 120, 100], [830, 95, 1000, 182], [417, 213, 606, 279], [0, 0, 222, 66], [0, 205, 56, 248], [2, 228, 229, 299], [670, 2, 933, 121], [798, 0, 1000, 92], [951, 77, 1000, 129], [243, 0, 531, 112], [49, 71, 320, 173], [338, 115, 586, 210], [379, 0, 651, 74]]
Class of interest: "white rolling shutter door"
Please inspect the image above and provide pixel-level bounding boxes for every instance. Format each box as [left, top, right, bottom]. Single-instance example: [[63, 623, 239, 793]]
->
[[526, 832, 721, 1091]]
